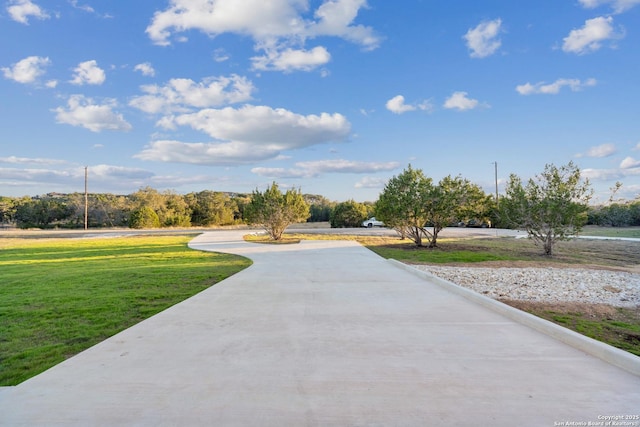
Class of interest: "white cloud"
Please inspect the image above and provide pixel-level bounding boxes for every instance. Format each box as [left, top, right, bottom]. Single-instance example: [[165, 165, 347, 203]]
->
[[146, 0, 379, 72], [562, 16, 623, 55], [620, 156, 640, 169], [213, 48, 230, 62], [0, 156, 69, 165], [252, 159, 399, 178], [385, 95, 433, 114], [135, 140, 280, 165], [0, 164, 154, 192], [170, 105, 350, 144], [6, 0, 49, 24], [251, 46, 331, 72], [70, 60, 106, 85], [355, 176, 387, 189], [69, 0, 94, 13], [53, 95, 132, 132], [129, 75, 255, 114], [307, 0, 379, 49], [578, 0, 640, 13], [443, 91, 485, 111], [89, 164, 154, 180], [134, 62, 156, 77], [297, 159, 399, 175], [250, 167, 308, 179], [2, 56, 51, 84], [386, 95, 415, 114], [516, 78, 597, 95], [583, 166, 640, 180], [135, 105, 351, 165], [464, 18, 502, 58], [577, 143, 617, 158], [634, 142, 640, 151]]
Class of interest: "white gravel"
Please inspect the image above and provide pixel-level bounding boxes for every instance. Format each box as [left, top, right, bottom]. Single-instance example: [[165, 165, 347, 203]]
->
[[409, 265, 640, 307]]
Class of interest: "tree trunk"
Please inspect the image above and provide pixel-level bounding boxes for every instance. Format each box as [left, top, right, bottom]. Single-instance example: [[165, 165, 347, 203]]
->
[[414, 225, 422, 246], [544, 233, 553, 256]]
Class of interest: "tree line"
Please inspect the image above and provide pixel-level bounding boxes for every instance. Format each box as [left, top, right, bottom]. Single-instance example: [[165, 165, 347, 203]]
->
[[0, 186, 346, 230], [1, 164, 638, 241]]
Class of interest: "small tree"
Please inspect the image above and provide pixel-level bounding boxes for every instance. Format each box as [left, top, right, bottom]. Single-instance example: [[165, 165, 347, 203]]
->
[[425, 175, 492, 247], [376, 167, 492, 248], [129, 206, 161, 229], [244, 182, 310, 240], [500, 162, 592, 256], [375, 165, 435, 247], [330, 200, 368, 228]]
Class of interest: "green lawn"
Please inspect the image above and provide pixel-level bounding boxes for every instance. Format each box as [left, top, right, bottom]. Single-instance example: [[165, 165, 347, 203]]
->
[[0, 235, 251, 386], [581, 225, 640, 238]]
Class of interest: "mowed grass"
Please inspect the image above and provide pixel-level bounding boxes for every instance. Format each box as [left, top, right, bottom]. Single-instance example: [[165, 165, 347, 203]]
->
[[0, 235, 251, 386], [581, 225, 640, 239]]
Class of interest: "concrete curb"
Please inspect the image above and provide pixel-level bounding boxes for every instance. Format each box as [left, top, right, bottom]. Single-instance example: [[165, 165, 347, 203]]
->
[[389, 259, 640, 377]]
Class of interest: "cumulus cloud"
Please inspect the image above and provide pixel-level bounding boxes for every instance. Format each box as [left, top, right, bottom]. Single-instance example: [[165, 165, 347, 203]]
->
[[134, 62, 156, 77], [2, 55, 51, 84], [443, 91, 486, 111], [53, 95, 132, 132], [6, 0, 49, 24], [385, 95, 433, 114], [576, 143, 617, 158], [562, 16, 623, 55], [146, 0, 380, 72], [129, 75, 255, 114], [464, 18, 502, 58], [252, 46, 331, 72], [70, 60, 106, 85], [516, 78, 597, 95], [252, 159, 399, 178], [136, 105, 351, 165], [578, 0, 640, 13], [620, 156, 640, 169]]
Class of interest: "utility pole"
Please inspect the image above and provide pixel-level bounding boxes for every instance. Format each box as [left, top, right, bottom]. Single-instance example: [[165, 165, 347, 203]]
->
[[84, 166, 88, 230], [493, 161, 499, 206]]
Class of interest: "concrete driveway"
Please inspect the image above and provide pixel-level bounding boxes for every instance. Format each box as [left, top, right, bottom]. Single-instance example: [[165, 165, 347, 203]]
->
[[1, 230, 638, 426]]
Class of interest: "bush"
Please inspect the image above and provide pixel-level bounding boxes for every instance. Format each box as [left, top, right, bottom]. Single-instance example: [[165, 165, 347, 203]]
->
[[330, 200, 368, 228], [129, 206, 161, 229]]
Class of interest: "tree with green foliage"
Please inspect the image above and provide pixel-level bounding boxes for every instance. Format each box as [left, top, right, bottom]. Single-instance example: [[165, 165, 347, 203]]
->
[[424, 175, 493, 247], [330, 199, 368, 228], [500, 161, 592, 256], [375, 165, 435, 247], [129, 206, 161, 229], [305, 194, 335, 222], [376, 166, 493, 247], [14, 196, 73, 229], [0, 196, 18, 225], [186, 191, 238, 226], [244, 182, 310, 240], [129, 187, 191, 227]]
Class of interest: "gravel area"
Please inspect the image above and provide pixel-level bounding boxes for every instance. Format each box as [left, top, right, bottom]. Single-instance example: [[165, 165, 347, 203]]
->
[[410, 265, 640, 308]]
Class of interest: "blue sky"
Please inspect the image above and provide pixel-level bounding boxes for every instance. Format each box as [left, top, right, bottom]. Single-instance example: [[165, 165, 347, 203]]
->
[[1, 0, 639, 203]]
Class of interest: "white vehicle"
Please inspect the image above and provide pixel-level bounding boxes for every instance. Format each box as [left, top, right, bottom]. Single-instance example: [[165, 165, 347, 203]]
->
[[362, 217, 384, 228]]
